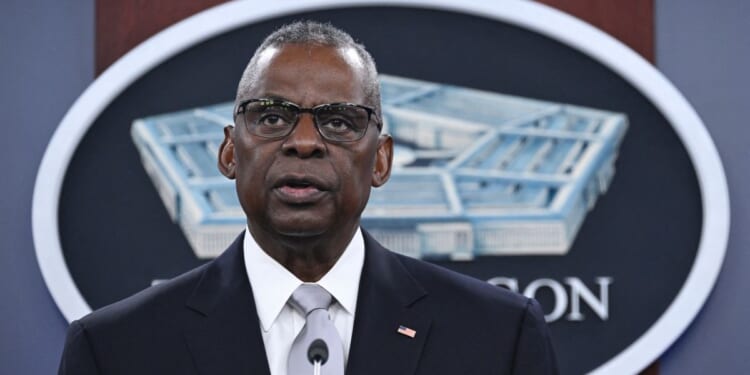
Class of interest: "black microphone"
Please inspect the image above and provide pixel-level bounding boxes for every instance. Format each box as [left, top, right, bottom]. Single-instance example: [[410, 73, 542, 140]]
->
[[307, 339, 329, 366]]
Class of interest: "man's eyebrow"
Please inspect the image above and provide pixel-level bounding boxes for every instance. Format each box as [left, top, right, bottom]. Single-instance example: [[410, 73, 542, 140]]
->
[[258, 93, 290, 101]]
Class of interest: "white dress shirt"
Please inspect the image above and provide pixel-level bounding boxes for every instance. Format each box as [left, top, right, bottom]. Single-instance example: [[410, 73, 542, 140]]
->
[[243, 227, 365, 375]]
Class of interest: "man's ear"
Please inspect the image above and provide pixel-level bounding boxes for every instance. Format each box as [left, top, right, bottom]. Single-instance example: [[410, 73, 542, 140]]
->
[[371, 134, 393, 187], [218, 125, 236, 179]]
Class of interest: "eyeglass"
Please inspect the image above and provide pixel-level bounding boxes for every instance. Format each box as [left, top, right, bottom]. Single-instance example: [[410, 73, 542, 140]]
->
[[235, 98, 381, 142]]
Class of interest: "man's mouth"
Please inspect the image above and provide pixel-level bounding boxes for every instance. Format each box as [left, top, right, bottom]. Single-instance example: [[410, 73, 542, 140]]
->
[[274, 176, 329, 203]]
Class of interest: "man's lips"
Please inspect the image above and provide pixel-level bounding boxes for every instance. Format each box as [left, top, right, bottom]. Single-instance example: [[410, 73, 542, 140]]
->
[[277, 184, 322, 198], [272, 175, 331, 203]]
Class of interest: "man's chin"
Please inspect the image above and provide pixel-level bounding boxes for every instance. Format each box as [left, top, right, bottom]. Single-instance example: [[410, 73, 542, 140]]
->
[[275, 227, 327, 238], [268, 218, 330, 238]]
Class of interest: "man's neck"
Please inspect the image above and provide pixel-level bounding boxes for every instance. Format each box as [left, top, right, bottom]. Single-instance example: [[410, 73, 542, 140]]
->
[[246, 223, 359, 282]]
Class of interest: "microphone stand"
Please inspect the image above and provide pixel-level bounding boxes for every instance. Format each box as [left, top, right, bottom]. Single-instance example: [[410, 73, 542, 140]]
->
[[313, 359, 322, 375]]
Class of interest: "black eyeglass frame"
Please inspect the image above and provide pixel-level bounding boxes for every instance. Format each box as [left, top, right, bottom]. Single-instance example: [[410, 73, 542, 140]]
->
[[234, 98, 382, 142]]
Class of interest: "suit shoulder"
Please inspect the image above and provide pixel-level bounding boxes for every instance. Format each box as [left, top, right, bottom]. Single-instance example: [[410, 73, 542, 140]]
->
[[77, 263, 208, 329], [394, 252, 529, 312]]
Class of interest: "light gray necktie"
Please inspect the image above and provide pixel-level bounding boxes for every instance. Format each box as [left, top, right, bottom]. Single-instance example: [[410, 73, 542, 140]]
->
[[287, 284, 345, 375]]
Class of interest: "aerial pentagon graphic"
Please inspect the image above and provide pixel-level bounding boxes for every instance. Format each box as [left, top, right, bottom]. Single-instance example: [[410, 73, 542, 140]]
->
[[131, 75, 628, 260]]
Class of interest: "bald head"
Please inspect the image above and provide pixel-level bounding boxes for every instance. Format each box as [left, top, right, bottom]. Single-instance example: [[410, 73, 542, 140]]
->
[[236, 21, 381, 113]]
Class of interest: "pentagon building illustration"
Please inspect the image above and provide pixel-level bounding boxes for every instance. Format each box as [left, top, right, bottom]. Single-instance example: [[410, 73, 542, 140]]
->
[[131, 75, 627, 260]]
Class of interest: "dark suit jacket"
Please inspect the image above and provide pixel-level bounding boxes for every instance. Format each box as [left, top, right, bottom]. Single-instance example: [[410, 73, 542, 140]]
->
[[59, 230, 558, 374]]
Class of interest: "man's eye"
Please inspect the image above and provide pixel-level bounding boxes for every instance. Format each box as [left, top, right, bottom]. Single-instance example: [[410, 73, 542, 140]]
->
[[320, 118, 354, 132], [258, 113, 291, 127]]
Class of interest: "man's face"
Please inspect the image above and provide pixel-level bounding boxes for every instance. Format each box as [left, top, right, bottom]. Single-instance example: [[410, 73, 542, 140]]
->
[[219, 44, 392, 239]]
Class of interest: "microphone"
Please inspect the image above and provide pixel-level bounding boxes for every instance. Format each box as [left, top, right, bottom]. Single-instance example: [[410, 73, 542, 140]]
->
[[307, 339, 329, 375]]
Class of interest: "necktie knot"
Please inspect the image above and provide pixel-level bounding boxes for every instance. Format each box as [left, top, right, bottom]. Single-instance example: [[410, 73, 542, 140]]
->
[[289, 284, 333, 316]]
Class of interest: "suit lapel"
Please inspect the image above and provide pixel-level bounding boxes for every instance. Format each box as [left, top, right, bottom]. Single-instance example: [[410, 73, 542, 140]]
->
[[182, 232, 271, 375], [346, 230, 432, 375]]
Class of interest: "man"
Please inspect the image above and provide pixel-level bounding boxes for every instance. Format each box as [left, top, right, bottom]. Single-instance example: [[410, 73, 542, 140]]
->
[[59, 21, 558, 375]]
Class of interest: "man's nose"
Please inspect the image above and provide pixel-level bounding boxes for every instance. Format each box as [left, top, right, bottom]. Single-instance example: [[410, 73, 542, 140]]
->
[[281, 114, 326, 158]]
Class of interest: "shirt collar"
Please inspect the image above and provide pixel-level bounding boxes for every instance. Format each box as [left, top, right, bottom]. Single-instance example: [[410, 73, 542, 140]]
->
[[243, 227, 365, 332]]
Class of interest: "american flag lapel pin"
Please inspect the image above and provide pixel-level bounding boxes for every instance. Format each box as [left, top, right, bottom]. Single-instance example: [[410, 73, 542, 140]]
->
[[397, 325, 417, 338]]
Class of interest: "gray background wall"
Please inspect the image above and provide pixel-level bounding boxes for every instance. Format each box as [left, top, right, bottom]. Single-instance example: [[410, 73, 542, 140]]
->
[[0, 1, 93, 374], [656, 0, 750, 373], [0, 1, 746, 373]]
